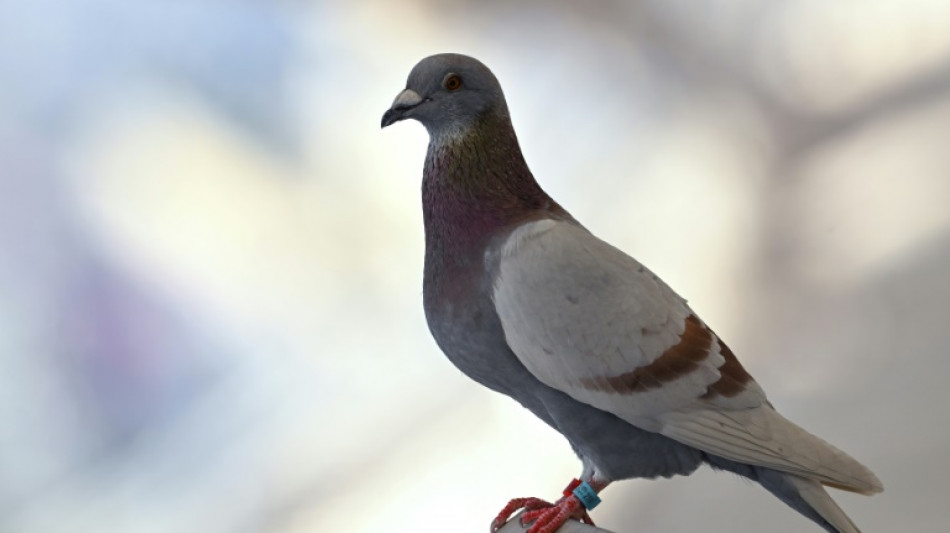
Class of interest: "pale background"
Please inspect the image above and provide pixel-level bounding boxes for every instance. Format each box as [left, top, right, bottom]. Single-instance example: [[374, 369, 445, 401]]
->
[[2, 1, 949, 532]]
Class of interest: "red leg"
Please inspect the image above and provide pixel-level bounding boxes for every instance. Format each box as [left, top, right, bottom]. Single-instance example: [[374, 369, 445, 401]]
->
[[490, 497, 553, 532], [521, 490, 600, 533], [490, 478, 609, 533]]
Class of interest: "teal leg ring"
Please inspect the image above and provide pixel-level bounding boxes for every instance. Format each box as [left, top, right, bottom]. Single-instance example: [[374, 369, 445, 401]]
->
[[572, 481, 601, 510]]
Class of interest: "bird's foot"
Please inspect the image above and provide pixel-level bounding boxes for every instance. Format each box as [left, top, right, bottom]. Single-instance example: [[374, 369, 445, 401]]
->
[[519, 494, 593, 533], [489, 479, 602, 533], [490, 497, 554, 532]]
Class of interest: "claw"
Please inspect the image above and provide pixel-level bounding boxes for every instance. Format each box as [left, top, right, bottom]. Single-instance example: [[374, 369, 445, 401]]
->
[[490, 478, 607, 532], [522, 495, 589, 533], [490, 494, 593, 533], [490, 497, 552, 531]]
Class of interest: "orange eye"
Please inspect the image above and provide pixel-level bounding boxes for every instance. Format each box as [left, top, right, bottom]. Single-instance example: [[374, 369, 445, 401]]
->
[[443, 74, 462, 91]]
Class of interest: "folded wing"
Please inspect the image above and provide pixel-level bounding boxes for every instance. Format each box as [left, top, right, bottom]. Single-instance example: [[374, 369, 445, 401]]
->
[[492, 219, 882, 494]]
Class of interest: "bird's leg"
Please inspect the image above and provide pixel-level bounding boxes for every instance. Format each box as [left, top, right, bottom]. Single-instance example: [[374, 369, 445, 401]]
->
[[490, 477, 610, 533], [490, 497, 555, 531]]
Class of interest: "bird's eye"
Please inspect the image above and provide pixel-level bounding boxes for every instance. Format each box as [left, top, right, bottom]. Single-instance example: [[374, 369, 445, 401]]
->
[[443, 74, 462, 91]]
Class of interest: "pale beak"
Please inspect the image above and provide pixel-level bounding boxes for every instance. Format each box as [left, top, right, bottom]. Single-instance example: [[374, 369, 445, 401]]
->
[[381, 88, 424, 128]]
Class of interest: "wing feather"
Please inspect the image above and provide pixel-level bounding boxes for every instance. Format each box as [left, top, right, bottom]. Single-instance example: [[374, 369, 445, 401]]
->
[[492, 219, 882, 494], [492, 219, 758, 417]]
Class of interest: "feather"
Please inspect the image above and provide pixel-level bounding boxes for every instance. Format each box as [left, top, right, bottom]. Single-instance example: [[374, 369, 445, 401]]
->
[[493, 218, 882, 495]]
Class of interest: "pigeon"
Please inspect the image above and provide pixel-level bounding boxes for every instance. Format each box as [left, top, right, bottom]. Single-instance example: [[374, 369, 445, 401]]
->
[[381, 53, 883, 533]]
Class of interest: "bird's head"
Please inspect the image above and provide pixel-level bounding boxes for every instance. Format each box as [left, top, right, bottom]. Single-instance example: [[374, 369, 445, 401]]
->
[[381, 53, 508, 139]]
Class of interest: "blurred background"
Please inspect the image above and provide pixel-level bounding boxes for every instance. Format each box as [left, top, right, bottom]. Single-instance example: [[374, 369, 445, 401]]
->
[[2, 1, 948, 532]]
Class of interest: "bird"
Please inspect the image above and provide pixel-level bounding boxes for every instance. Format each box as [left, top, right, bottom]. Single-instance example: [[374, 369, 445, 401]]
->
[[381, 53, 882, 533]]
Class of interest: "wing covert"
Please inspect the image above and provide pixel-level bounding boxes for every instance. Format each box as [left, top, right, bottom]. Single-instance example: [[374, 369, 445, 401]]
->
[[491, 219, 764, 421]]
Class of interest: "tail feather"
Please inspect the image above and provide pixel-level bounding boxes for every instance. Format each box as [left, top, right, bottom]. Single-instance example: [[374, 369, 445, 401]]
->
[[785, 474, 861, 533], [705, 455, 867, 533]]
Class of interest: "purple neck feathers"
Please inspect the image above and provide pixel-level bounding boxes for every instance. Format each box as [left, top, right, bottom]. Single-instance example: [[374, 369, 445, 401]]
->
[[421, 113, 569, 274]]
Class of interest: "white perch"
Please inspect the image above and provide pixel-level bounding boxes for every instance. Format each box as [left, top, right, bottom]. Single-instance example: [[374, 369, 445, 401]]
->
[[496, 512, 615, 533]]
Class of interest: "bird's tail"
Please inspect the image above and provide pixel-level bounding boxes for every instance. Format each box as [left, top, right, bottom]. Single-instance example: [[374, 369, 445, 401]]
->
[[705, 456, 867, 533], [754, 469, 863, 533], [784, 474, 861, 533]]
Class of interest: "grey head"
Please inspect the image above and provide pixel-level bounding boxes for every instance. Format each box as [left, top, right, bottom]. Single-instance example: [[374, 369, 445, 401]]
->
[[380, 53, 509, 138]]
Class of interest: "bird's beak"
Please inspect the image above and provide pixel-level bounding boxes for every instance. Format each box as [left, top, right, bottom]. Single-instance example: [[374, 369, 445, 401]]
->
[[381, 88, 424, 128]]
